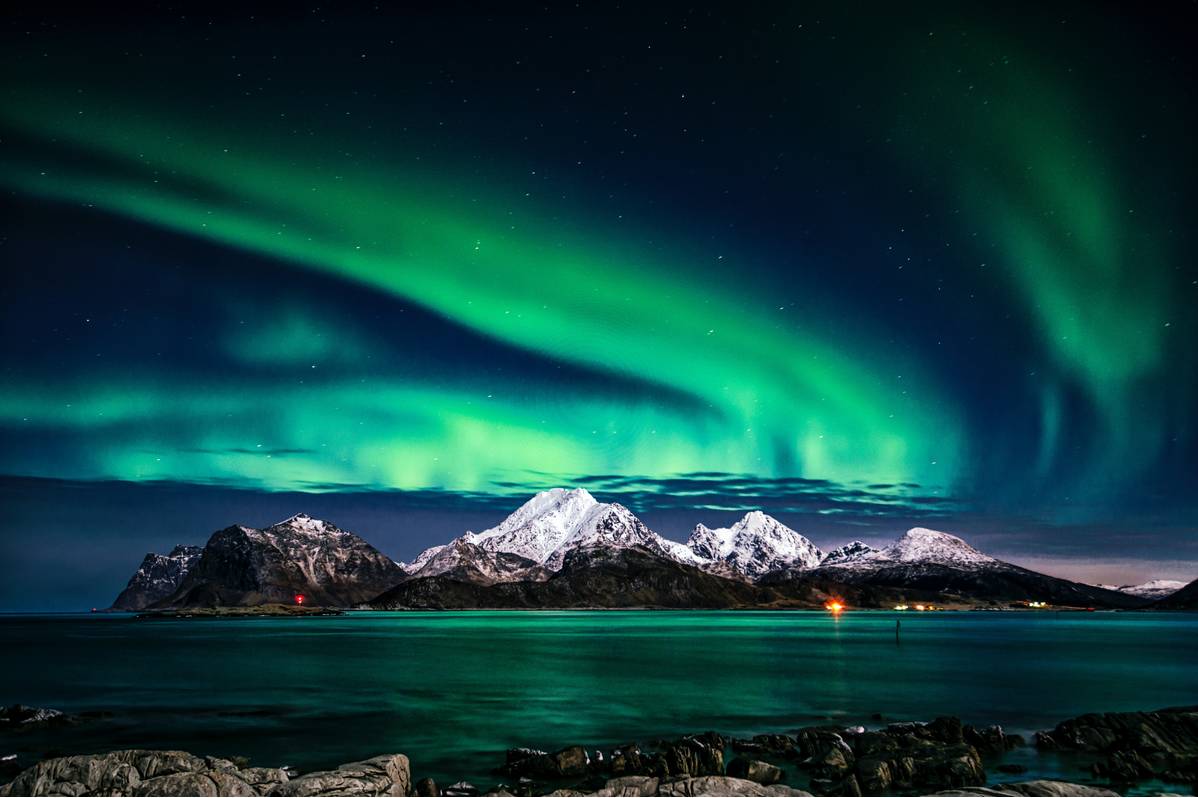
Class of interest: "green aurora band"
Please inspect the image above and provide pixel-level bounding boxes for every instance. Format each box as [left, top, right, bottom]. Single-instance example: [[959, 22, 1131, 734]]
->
[[0, 23, 1190, 513], [885, 38, 1190, 504], [0, 92, 964, 496]]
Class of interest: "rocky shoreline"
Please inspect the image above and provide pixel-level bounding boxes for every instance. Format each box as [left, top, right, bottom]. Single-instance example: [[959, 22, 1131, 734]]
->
[[3, 707, 1196, 796]]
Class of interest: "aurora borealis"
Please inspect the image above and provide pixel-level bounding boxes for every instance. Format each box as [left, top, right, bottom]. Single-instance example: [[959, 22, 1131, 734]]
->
[[1, 2, 1195, 607]]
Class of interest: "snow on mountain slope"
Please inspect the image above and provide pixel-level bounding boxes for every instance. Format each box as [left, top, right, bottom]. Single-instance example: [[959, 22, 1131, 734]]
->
[[408, 538, 546, 584], [873, 527, 997, 568], [820, 540, 879, 566], [406, 488, 697, 577], [814, 528, 998, 573], [249, 513, 383, 591], [111, 544, 204, 610], [403, 495, 1010, 588], [163, 513, 406, 607], [685, 511, 822, 579], [1114, 579, 1187, 600]]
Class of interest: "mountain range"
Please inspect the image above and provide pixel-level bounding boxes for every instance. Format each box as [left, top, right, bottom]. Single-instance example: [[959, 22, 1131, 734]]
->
[[1095, 579, 1189, 600], [111, 487, 1190, 611]]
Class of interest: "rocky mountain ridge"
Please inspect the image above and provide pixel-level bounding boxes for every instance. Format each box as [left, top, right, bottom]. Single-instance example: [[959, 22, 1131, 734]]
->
[[406, 489, 701, 580], [111, 545, 203, 610], [145, 513, 406, 608], [111, 490, 1179, 610], [686, 511, 823, 579]]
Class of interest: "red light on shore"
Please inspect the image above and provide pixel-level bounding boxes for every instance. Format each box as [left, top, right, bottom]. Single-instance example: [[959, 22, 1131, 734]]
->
[[824, 600, 845, 614], [294, 594, 305, 605]]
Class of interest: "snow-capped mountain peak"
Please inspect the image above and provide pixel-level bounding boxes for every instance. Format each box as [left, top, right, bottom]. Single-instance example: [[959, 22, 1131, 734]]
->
[[464, 487, 606, 565], [111, 544, 204, 610], [1113, 579, 1187, 600], [686, 511, 822, 579], [406, 488, 691, 575], [877, 527, 996, 568], [270, 513, 342, 536], [820, 540, 879, 566]]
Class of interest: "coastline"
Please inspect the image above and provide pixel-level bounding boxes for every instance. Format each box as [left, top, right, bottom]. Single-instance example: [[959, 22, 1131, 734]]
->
[[4, 707, 1196, 796]]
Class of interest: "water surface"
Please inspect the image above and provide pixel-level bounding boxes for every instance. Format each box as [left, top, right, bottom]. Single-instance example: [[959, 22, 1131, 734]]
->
[[3, 611, 1196, 792]]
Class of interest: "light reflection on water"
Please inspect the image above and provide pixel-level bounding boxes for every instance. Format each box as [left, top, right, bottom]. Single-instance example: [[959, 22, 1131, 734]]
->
[[2, 610, 1196, 793]]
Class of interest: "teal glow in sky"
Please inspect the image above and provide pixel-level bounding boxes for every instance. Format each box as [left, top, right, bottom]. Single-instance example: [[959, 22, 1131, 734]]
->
[[0, 2, 1194, 537]]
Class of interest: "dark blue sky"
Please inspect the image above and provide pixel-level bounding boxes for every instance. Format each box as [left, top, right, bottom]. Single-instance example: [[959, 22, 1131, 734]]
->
[[0, 2, 1195, 609]]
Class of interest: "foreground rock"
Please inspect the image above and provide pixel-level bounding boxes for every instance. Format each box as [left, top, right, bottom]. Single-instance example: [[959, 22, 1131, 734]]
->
[[497, 734, 728, 788], [780, 717, 988, 795], [6, 709, 1195, 795], [273, 755, 411, 796], [0, 750, 408, 797], [932, 781, 1119, 796], [1034, 706, 1198, 784], [488, 722, 990, 796], [726, 758, 785, 785], [655, 776, 810, 796]]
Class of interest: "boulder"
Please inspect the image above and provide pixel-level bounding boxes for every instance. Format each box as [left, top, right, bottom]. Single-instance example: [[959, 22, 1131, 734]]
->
[[657, 776, 813, 796], [927, 717, 966, 745], [852, 757, 893, 794], [0, 749, 232, 797], [839, 720, 986, 794], [964, 725, 1019, 757], [550, 746, 590, 779], [726, 758, 785, 785], [1034, 707, 1198, 784], [137, 772, 253, 796], [808, 773, 862, 796], [655, 735, 725, 779], [414, 776, 439, 796], [731, 735, 797, 758], [0, 749, 414, 797], [594, 775, 659, 796], [608, 745, 649, 777], [932, 780, 1120, 796], [795, 729, 854, 780], [1000, 782, 1120, 797], [497, 745, 590, 780], [271, 754, 411, 796], [503, 749, 545, 766], [98, 761, 143, 794], [239, 768, 290, 792], [132, 751, 212, 778], [442, 781, 479, 796]]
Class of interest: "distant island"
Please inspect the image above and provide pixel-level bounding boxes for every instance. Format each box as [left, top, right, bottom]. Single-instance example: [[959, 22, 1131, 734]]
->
[[112, 488, 1196, 614]]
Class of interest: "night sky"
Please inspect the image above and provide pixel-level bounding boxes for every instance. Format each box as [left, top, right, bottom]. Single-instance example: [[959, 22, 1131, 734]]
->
[[2, 2, 1195, 610]]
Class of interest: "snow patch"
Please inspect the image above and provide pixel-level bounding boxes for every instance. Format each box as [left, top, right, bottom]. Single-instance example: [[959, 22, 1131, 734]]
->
[[685, 511, 823, 579]]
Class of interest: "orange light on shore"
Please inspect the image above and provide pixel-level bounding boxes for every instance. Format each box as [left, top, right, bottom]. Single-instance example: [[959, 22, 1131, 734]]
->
[[824, 600, 845, 614]]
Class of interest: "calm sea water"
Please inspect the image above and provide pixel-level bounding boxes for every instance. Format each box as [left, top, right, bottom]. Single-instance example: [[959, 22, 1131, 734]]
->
[[3, 611, 1197, 792]]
